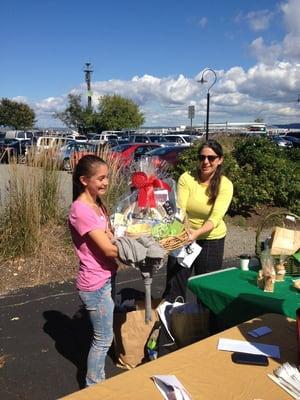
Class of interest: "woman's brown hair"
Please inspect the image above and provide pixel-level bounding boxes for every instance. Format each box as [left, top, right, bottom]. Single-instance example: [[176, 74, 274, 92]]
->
[[198, 140, 223, 204]]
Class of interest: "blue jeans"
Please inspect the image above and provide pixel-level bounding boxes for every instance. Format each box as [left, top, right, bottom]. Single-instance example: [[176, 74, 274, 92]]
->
[[78, 278, 114, 386]]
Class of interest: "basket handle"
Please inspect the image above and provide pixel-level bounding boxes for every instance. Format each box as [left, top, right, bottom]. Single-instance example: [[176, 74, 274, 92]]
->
[[255, 211, 300, 256]]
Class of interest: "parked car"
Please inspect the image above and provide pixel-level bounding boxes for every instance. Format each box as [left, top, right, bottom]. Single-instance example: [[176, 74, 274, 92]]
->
[[66, 134, 88, 142], [280, 135, 300, 148], [128, 134, 170, 145], [111, 143, 161, 167], [271, 136, 293, 148], [142, 145, 190, 167], [163, 134, 198, 146], [5, 130, 34, 142], [36, 136, 73, 151], [57, 141, 97, 171], [0, 138, 31, 163], [89, 133, 119, 146]]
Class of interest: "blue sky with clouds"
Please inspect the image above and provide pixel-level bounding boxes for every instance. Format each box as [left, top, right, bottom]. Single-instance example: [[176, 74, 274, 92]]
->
[[1, 0, 299, 127]]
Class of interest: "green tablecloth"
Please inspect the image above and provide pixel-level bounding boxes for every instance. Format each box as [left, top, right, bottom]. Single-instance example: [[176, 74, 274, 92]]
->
[[187, 267, 300, 329]]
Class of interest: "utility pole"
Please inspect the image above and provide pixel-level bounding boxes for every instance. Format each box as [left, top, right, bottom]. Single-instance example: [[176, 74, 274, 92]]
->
[[188, 105, 195, 129], [84, 62, 93, 110]]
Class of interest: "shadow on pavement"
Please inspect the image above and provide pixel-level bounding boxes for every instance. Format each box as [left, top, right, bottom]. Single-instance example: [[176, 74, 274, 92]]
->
[[43, 307, 92, 389]]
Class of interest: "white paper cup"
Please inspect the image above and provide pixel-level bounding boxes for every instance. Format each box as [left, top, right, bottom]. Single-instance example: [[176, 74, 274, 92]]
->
[[240, 254, 251, 271]]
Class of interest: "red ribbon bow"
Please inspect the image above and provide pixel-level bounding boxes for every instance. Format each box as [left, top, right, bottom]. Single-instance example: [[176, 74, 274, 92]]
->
[[131, 172, 171, 208]]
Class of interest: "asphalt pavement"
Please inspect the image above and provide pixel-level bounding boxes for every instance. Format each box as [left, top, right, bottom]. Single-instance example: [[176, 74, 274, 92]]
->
[[0, 265, 168, 400], [0, 258, 238, 400]]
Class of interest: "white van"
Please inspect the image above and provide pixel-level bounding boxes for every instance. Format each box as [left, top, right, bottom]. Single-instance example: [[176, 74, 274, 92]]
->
[[5, 130, 34, 142], [36, 136, 72, 151], [89, 133, 118, 145]]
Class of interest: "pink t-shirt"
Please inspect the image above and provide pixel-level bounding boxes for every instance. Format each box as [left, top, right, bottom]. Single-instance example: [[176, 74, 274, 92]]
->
[[68, 200, 117, 291]]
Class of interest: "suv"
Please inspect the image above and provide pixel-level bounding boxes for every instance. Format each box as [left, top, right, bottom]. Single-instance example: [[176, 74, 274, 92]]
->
[[163, 134, 197, 146], [36, 136, 72, 151], [89, 133, 119, 146], [128, 134, 170, 145], [5, 130, 34, 142]]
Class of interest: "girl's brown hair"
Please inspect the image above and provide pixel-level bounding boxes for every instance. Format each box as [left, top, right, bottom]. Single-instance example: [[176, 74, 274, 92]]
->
[[72, 155, 108, 211]]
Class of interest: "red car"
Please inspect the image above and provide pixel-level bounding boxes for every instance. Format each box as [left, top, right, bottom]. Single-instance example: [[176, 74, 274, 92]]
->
[[111, 143, 162, 167], [144, 145, 190, 168]]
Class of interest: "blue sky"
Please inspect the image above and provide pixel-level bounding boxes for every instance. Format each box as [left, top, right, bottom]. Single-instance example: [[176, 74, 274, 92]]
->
[[1, 0, 299, 127]]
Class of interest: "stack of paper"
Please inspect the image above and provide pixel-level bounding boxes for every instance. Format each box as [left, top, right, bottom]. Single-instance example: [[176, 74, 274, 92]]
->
[[152, 375, 192, 400], [268, 363, 300, 399], [217, 338, 280, 358]]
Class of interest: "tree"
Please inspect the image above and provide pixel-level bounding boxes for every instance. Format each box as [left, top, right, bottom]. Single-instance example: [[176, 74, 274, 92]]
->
[[254, 117, 264, 123], [96, 95, 144, 131], [56, 93, 144, 133], [0, 98, 35, 130], [55, 94, 94, 133]]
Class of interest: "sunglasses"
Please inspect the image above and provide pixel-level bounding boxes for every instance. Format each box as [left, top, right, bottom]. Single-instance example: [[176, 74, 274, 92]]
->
[[198, 155, 219, 162]]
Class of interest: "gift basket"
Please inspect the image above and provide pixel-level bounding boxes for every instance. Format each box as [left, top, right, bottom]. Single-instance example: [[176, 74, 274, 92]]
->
[[111, 159, 190, 252], [111, 159, 190, 324], [255, 211, 300, 276]]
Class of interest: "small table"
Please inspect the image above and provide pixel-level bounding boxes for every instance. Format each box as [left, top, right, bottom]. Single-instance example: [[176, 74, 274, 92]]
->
[[61, 313, 297, 400], [188, 267, 300, 329]]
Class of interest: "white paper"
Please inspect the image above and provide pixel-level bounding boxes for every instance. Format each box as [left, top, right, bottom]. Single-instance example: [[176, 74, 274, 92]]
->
[[268, 374, 300, 399], [152, 375, 192, 400], [217, 338, 280, 358], [248, 326, 272, 338], [170, 242, 202, 269]]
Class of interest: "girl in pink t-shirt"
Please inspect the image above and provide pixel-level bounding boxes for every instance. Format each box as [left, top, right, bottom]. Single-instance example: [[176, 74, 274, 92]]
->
[[68, 154, 118, 386]]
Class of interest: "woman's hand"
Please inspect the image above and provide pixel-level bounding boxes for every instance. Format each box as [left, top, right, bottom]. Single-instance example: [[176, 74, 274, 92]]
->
[[188, 229, 199, 242]]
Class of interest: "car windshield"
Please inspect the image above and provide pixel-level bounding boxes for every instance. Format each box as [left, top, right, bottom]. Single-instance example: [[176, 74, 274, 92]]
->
[[111, 144, 132, 152], [75, 136, 87, 140], [148, 136, 168, 143], [145, 147, 169, 156]]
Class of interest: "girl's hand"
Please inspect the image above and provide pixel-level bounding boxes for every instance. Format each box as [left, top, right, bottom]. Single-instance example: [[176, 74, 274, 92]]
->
[[105, 229, 114, 240]]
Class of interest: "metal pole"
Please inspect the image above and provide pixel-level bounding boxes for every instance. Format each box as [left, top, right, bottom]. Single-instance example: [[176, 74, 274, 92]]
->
[[206, 91, 210, 141], [197, 68, 217, 142]]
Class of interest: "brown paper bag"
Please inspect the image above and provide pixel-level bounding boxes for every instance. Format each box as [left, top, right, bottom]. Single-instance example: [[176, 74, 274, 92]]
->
[[270, 226, 300, 255], [171, 304, 210, 348], [113, 300, 159, 369]]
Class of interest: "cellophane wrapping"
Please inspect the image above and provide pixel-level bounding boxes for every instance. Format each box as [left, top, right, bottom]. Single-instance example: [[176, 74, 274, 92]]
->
[[110, 159, 186, 241]]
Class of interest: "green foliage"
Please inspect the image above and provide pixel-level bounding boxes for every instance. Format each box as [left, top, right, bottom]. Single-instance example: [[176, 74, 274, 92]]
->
[[0, 98, 36, 129], [96, 95, 144, 131], [56, 93, 144, 133], [171, 136, 300, 216], [55, 94, 94, 133], [229, 137, 300, 214], [0, 149, 63, 258]]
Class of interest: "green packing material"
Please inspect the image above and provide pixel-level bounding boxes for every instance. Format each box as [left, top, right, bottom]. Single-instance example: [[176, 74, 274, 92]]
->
[[293, 252, 300, 263]]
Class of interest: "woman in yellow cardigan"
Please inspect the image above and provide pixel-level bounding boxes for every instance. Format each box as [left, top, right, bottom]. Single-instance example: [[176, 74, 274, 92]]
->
[[163, 140, 233, 301]]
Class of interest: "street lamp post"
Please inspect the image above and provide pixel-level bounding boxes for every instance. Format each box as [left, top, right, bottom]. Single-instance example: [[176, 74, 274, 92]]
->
[[197, 68, 217, 141]]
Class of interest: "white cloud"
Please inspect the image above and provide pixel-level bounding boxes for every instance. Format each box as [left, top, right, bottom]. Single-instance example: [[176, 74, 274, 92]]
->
[[250, 0, 300, 63], [23, 1, 300, 127], [250, 37, 281, 64], [197, 17, 207, 28], [281, 0, 300, 34], [246, 10, 274, 32], [12, 96, 29, 103]]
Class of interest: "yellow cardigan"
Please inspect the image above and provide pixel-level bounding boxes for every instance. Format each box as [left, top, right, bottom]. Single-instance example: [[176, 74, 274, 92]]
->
[[177, 172, 233, 240]]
